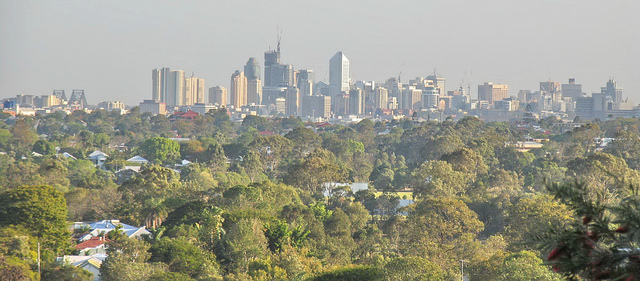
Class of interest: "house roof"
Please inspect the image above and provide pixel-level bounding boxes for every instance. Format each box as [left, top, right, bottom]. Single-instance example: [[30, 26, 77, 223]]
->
[[62, 152, 77, 160], [75, 237, 107, 250], [76, 220, 150, 241], [126, 155, 148, 163], [88, 150, 109, 159]]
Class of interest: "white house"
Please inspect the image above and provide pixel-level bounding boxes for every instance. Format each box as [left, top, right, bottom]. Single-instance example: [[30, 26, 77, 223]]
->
[[56, 254, 106, 281], [126, 155, 148, 164], [88, 150, 109, 169], [74, 219, 150, 242]]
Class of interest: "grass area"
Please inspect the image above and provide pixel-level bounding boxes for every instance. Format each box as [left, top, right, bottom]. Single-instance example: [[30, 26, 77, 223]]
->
[[373, 191, 413, 199]]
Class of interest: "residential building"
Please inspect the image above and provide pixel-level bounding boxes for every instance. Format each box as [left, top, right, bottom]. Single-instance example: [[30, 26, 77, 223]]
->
[[152, 68, 185, 107], [230, 70, 248, 108], [208, 86, 228, 106], [247, 78, 263, 105], [139, 99, 166, 115], [184, 74, 205, 105]]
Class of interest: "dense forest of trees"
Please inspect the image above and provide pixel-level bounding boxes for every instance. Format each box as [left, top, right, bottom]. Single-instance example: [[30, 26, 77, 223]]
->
[[1, 108, 640, 280]]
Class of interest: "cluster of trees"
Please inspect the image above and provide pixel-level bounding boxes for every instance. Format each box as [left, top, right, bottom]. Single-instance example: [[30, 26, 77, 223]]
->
[[2, 108, 640, 280]]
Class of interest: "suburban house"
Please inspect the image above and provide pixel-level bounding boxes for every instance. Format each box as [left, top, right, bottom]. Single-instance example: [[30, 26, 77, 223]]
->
[[88, 150, 109, 169], [75, 236, 108, 255], [126, 155, 149, 165], [74, 219, 150, 242], [56, 254, 105, 281]]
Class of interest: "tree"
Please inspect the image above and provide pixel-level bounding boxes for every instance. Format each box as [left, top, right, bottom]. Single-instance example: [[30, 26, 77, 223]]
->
[[384, 256, 444, 281], [0, 185, 70, 257], [401, 197, 484, 271], [138, 137, 180, 164], [32, 139, 56, 156], [222, 218, 269, 273], [308, 266, 384, 281], [0, 255, 37, 281], [283, 148, 348, 194], [41, 264, 93, 281], [285, 126, 321, 157], [534, 182, 640, 280], [148, 237, 220, 279], [412, 160, 470, 198], [250, 135, 292, 176]]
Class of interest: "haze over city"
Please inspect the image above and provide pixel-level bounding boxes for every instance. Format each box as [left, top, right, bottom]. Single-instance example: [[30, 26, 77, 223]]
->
[[1, 0, 638, 105]]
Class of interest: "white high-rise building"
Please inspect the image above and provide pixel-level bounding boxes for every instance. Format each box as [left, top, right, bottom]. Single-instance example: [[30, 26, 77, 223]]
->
[[329, 52, 350, 96]]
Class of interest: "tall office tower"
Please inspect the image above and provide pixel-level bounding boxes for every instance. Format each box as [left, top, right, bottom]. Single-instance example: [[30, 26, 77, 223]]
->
[[230, 70, 248, 108], [540, 80, 561, 93], [184, 74, 205, 105], [208, 86, 228, 106], [385, 77, 402, 99], [153, 68, 186, 106], [301, 95, 331, 118], [285, 87, 301, 116], [297, 70, 315, 96], [422, 87, 439, 108], [349, 89, 365, 115], [244, 58, 261, 80], [562, 78, 583, 100], [333, 93, 349, 116], [426, 72, 445, 96], [478, 82, 508, 105], [314, 81, 330, 96], [601, 79, 623, 102], [152, 69, 162, 101], [69, 90, 88, 108], [374, 87, 388, 109], [402, 87, 422, 109], [247, 79, 263, 105], [264, 43, 295, 87], [329, 52, 350, 96]]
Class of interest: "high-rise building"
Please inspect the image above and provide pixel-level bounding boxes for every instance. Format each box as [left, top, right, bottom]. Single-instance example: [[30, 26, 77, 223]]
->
[[402, 87, 422, 109], [333, 93, 349, 117], [426, 72, 445, 96], [422, 87, 439, 108], [264, 43, 294, 88], [285, 87, 301, 116], [247, 79, 263, 105], [562, 78, 583, 100], [298, 70, 315, 96], [208, 86, 228, 106], [374, 87, 388, 109], [230, 71, 247, 108], [349, 89, 365, 115], [478, 82, 508, 105], [301, 95, 331, 119], [329, 52, 350, 96], [184, 74, 205, 105], [601, 79, 623, 102], [244, 58, 261, 80], [152, 68, 185, 106], [540, 80, 561, 93], [139, 100, 167, 115]]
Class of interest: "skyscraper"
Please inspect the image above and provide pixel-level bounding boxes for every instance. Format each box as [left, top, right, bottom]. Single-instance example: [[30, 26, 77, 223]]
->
[[478, 82, 508, 105], [184, 74, 205, 105], [152, 68, 185, 107], [426, 72, 445, 96], [264, 44, 294, 87], [297, 70, 315, 96], [230, 71, 247, 108], [329, 52, 350, 96], [601, 79, 623, 102], [562, 78, 583, 100], [244, 57, 261, 80], [209, 86, 228, 106], [374, 87, 388, 109], [285, 87, 300, 116], [247, 79, 263, 105]]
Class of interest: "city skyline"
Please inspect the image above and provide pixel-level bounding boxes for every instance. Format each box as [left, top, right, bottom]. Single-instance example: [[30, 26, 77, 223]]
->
[[1, 1, 639, 105]]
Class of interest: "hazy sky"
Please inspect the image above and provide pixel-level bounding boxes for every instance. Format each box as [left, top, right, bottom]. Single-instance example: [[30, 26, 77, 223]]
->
[[1, 0, 639, 105]]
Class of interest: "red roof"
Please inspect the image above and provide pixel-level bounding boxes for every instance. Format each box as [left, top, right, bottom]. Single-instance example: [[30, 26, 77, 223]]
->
[[182, 110, 199, 118], [259, 131, 275, 136], [76, 237, 108, 250]]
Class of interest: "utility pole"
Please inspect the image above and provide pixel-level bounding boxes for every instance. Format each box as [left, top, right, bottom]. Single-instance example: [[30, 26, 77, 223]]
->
[[460, 259, 465, 281], [37, 242, 41, 278]]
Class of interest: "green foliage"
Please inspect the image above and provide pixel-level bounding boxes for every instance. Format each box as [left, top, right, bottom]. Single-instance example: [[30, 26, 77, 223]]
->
[[41, 264, 94, 281], [139, 137, 180, 164], [307, 266, 384, 281], [149, 237, 220, 279], [0, 185, 70, 257], [384, 256, 444, 281]]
